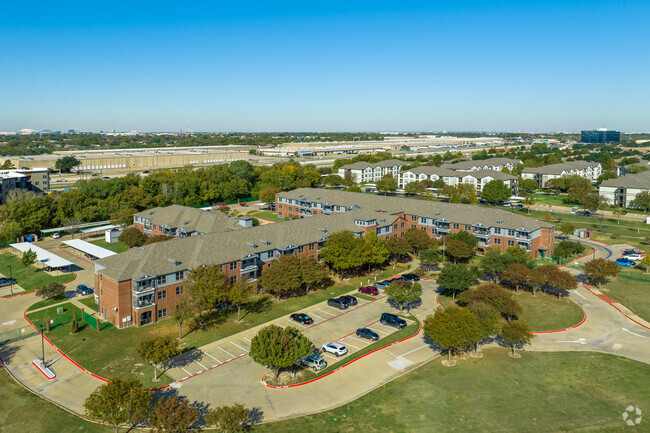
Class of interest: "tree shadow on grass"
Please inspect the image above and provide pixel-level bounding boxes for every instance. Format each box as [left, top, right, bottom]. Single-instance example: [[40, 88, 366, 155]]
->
[[240, 295, 273, 320]]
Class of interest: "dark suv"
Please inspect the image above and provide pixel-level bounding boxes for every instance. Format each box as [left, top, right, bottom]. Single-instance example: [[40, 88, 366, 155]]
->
[[380, 313, 407, 329], [327, 298, 349, 310], [402, 273, 420, 281], [339, 295, 358, 306]]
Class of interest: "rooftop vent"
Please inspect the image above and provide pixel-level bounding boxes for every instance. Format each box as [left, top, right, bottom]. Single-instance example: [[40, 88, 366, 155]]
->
[[168, 259, 182, 266], [247, 243, 258, 249], [497, 220, 503, 225]]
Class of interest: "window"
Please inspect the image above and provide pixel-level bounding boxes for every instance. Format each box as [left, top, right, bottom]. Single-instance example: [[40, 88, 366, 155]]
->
[[176, 286, 183, 295], [230, 262, 237, 270], [411, 215, 417, 221], [494, 228, 501, 234], [156, 275, 167, 285], [411, 225, 416, 228], [278, 212, 282, 217], [465, 225, 471, 230], [279, 204, 283, 209], [494, 238, 501, 244], [230, 275, 238, 284], [309, 243, 315, 250], [394, 224, 398, 229], [158, 308, 167, 319], [175, 271, 184, 280], [508, 230, 515, 236], [453, 223, 459, 229], [401, 222, 405, 228], [158, 290, 167, 300], [507, 240, 515, 246], [298, 246, 304, 253]]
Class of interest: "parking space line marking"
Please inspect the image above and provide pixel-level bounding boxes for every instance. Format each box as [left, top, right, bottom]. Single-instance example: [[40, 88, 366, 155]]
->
[[173, 361, 192, 375], [203, 352, 221, 363], [242, 337, 252, 342], [217, 346, 235, 358], [368, 327, 390, 335], [289, 320, 306, 328], [322, 353, 338, 360], [230, 342, 248, 353], [276, 323, 286, 328], [347, 336, 371, 345], [188, 355, 207, 370], [340, 341, 361, 350], [397, 344, 429, 358], [316, 308, 336, 316], [308, 312, 325, 321]]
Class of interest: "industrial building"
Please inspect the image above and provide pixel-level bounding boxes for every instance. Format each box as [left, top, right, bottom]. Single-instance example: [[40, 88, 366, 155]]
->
[[580, 129, 621, 144]]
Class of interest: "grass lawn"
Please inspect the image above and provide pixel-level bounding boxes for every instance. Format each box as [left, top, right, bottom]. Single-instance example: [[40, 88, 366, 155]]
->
[[600, 270, 650, 323], [89, 240, 128, 253], [41, 266, 405, 388], [25, 295, 67, 312], [256, 350, 650, 433], [78, 296, 99, 312], [247, 210, 286, 223], [25, 302, 82, 325], [531, 192, 574, 207], [0, 254, 75, 291], [437, 289, 584, 332]]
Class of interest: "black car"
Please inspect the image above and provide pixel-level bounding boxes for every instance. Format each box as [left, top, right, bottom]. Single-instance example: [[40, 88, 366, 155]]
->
[[339, 295, 358, 306], [356, 328, 379, 341], [0, 278, 16, 287], [380, 312, 407, 329], [290, 313, 314, 325], [401, 273, 420, 281], [327, 298, 349, 310]]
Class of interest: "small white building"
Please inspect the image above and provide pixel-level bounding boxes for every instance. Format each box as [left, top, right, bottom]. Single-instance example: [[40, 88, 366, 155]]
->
[[105, 228, 123, 243], [337, 159, 405, 184]]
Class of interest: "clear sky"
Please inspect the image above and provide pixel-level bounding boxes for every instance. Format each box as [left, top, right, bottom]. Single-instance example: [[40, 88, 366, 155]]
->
[[1, 1, 648, 133]]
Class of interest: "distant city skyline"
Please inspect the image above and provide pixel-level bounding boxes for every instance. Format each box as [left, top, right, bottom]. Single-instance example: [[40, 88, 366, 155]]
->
[[1, 1, 648, 132]]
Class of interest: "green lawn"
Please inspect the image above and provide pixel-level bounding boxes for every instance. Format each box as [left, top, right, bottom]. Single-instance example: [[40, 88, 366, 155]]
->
[[25, 302, 82, 325], [25, 295, 67, 312], [0, 254, 75, 291], [40, 267, 405, 388], [530, 192, 574, 207], [256, 350, 650, 433], [437, 289, 584, 332], [89, 240, 128, 253], [78, 296, 99, 312], [247, 210, 286, 223], [600, 271, 650, 323]]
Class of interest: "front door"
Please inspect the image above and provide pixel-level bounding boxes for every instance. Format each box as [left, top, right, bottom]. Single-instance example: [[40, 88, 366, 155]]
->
[[140, 311, 152, 326]]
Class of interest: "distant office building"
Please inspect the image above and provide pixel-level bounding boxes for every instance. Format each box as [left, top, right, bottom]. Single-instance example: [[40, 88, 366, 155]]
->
[[0, 168, 50, 204], [581, 129, 620, 144]]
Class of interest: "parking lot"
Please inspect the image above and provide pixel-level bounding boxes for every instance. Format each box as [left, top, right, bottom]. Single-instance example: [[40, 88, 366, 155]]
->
[[163, 289, 415, 382]]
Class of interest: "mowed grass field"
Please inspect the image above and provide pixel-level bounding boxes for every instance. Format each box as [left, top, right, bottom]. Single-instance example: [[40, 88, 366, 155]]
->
[[1, 350, 647, 433], [600, 271, 650, 323], [0, 253, 74, 292], [89, 240, 128, 253]]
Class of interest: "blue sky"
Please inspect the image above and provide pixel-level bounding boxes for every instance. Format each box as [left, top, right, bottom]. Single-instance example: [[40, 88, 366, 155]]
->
[[1, 1, 648, 132]]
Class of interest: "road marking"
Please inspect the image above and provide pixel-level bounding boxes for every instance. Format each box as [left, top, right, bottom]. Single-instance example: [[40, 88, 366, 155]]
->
[[276, 323, 285, 328], [203, 352, 221, 363], [378, 322, 395, 329], [217, 346, 235, 358], [188, 355, 207, 370], [340, 341, 361, 350], [242, 337, 252, 343], [347, 336, 371, 345], [622, 327, 646, 338], [368, 327, 390, 335], [322, 353, 339, 360], [308, 312, 325, 321], [570, 289, 586, 299], [288, 320, 306, 328], [173, 361, 192, 375], [316, 308, 336, 317], [557, 338, 586, 344], [230, 342, 248, 353], [397, 344, 429, 358], [2, 320, 16, 326]]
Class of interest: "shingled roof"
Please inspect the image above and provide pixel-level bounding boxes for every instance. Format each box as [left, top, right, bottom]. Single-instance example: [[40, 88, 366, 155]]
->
[[134, 205, 241, 234]]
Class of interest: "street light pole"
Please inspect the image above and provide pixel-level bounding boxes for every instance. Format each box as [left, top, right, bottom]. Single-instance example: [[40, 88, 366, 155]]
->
[[40, 324, 45, 365], [8, 265, 12, 295]]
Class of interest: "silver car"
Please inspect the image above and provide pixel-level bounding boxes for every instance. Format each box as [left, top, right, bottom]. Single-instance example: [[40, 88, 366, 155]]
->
[[321, 342, 348, 357]]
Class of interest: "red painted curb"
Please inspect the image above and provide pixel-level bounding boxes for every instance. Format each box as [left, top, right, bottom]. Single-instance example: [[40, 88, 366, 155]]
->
[[560, 251, 594, 268], [32, 360, 56, 380], [582, 282, 650, 330], [0, 290, 37, 299], [530, 305, 587, 334]]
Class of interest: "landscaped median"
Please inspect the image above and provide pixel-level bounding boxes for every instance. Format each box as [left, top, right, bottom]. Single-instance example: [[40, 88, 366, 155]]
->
[[263, 314, 421, 388]]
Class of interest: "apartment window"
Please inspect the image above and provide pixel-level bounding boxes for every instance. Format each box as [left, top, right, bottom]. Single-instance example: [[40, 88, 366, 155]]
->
[[175, 271, 184, 280], [421, 227, 426, 231], [494, 228, 501, 234], [176, 286, 183, 295], [411, 215, 417, 221], [230, 262, 237, 270], [158, 308, 167, 319], [298, 246, 304, 253], [278, 204, 283, 209], [394, 224, 398, 229], [508, 230, 515, 236], [465, 225, 471, 230], [453, 223, 459, 229], [507, 240, 515, 246], [411, 225, 416, 228], [230, 275, 238, 284], [158, 290, 167, 300], [494, 238, 501, 244], [278, 212, 282, 217], [309, 243, 315, 250], [156, 275, 167, 285]]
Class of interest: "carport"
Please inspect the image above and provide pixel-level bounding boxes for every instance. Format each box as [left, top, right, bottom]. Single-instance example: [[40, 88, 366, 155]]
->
[[10, 242, 74, 272], [62, 239, 117, 261]]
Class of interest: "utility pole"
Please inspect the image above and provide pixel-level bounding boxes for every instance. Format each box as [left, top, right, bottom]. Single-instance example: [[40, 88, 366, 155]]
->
[[40, 324, 45, 365]]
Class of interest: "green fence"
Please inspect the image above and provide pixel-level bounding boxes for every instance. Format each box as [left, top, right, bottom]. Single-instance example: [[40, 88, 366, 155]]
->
[[30, 313, 75, 333], [618, 271, 650, 283], [82, 311, 112, 331], [0, 325, 38, 345]]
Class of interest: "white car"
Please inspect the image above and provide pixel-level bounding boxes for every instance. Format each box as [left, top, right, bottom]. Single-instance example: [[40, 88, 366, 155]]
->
[[623, 253, 643, 260], [51, 233, 61, 239], [321, 342, 348, 357]]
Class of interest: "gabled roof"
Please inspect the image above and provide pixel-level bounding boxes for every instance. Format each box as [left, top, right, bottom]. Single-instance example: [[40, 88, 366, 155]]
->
[[521, 161, 601, 175], [134, 205, 241, 234], [600, 171, 650, 189], [339, 159, 405, 170], [439, 157, 522, 170]]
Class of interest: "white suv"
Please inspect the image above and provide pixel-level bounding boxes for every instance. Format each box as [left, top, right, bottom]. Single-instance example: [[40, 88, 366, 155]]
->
[[321, 342, 348, 357]]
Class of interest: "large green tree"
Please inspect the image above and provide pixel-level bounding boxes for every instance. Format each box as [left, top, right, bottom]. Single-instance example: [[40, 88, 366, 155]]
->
[[299, 257, 331, 291], [135, 335, 181, 381], [258, 255, 302, 298], [458, 283, 522, 320], [631, 190, 650, 212], [55, 156, 81, 173], [249, 325, 313, 378], [437, 263, 479, 299], [467, 302, 502, 354], [229, 280, 254, 321], [384, 236, 412, 261], [319, 230, 369, 275], [205, 403, 251, 433], [481, 179, 512, 203], [21, 248, 37, 276], [567, 177, 594, 203], [480, 247, 511, 282], [363, 231, 390, 268], [385, 281, 422, 312], [404, 228, 435, 253], [118, 227, 146, 247], [423, 306, 482, 363], [376, 174, 398, 192], [83, 377, 152, 433], [187, 264, 230, 310], [500, 321, 534, 357], [148, 395, 198, 433], [444, 238, 475, 263]]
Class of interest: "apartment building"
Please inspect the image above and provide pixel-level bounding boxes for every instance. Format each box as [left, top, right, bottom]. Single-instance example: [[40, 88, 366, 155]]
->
[[337, 159, 405, 184], [521, 161, 602, 188], [439, 157, 522, 172], [0, 168, 49, 205], [599, 171, 650, 208], [399, 165, 519, 194], [133, 205, 249, 238]]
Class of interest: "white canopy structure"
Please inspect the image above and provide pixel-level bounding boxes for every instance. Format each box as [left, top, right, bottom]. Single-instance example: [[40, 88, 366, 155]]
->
[[10, 243, 74, 269], [62, 239, 117, 260], [79, 224, 118, 234]]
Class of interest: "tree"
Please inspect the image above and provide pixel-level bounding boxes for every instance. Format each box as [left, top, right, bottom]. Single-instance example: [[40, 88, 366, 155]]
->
[[0, 220, 21, 255], [385, 281, 422, 312], [172, 298, 193, 339], [110, 207, 138, 226], [480, 247, 510, 281], [500, 263, 530, 293], [583, 258, 621, 286], [437, 263, 479, 299], [187, 264, 230, 311], [321, 174, 344, 186], [205, 403, 250, 433], [432, 178, 446, 193], [21, 248, 37, 276], [423, 306, 482, 363], [6, 189, 34, 204], [481, 179, 512, 203], [458, 283, 522, 320], [319, 230, 369, 275], [553, 240, 585, 259], [363, 231, 390, 268], [258, 255, 302, 298], [467, 302, 501, 354], [384, 236, 411, 262], [451, 230, 478, 248], [376, 174, 397, 192], [259, 187, 281, 204], [136, 336, 181, 381], [404, 228, 434, 253], [537, 265, 578, 299], [55, 156, 81, 173], [65, 217, 83, 239], [444, 238, 475, 263], [227, 281, 252, 322], [503, 246, 534, 268], [581, 193, 607, 211], [520, 179, 539, 192], [559, 222, 575, 238], [419, 247, 443, 269], [641, 253, 650, 275], [404, 181, 425, 195], [249, 325, 313, 378], [567, 177, 594, 203], [118, 227, 147, 247], [611, 205, 623, 224], [631, 190, 650, 212], [500, 321, 534, 357], [299, 257, 331, 291], [84, 377, 152, 433], [148, 395, 198, 433], [0, 159, 15, 169], [542, 212, 555, 224], [36, 281, 65, 299]]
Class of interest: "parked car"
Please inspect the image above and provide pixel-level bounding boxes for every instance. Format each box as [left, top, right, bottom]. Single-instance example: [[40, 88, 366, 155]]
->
[[290, 313, 314, 325], [373, 281, 390, 289], [51, 233, 61, 239], [321, 342, 348, 357], [0, 278, 16, 287], [358, 286, 379, 296], [380, 312, 407, 329], [401, 273, 420, 281], [623, 248, 646, 255], [623, 253, 643, 260], [615, 257, 636, 267], [356, 328, 380, 341], [298, 355, 327, 371], [76, 285, 94, 295], [339, 295, 358, 306], [327, 298, 349, 310], [239, 203, 248, 207]]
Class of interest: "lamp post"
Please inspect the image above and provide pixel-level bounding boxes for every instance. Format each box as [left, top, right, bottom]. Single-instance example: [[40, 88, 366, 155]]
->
[[8, 265, 12, 295], [39, 324, 45, 365]]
